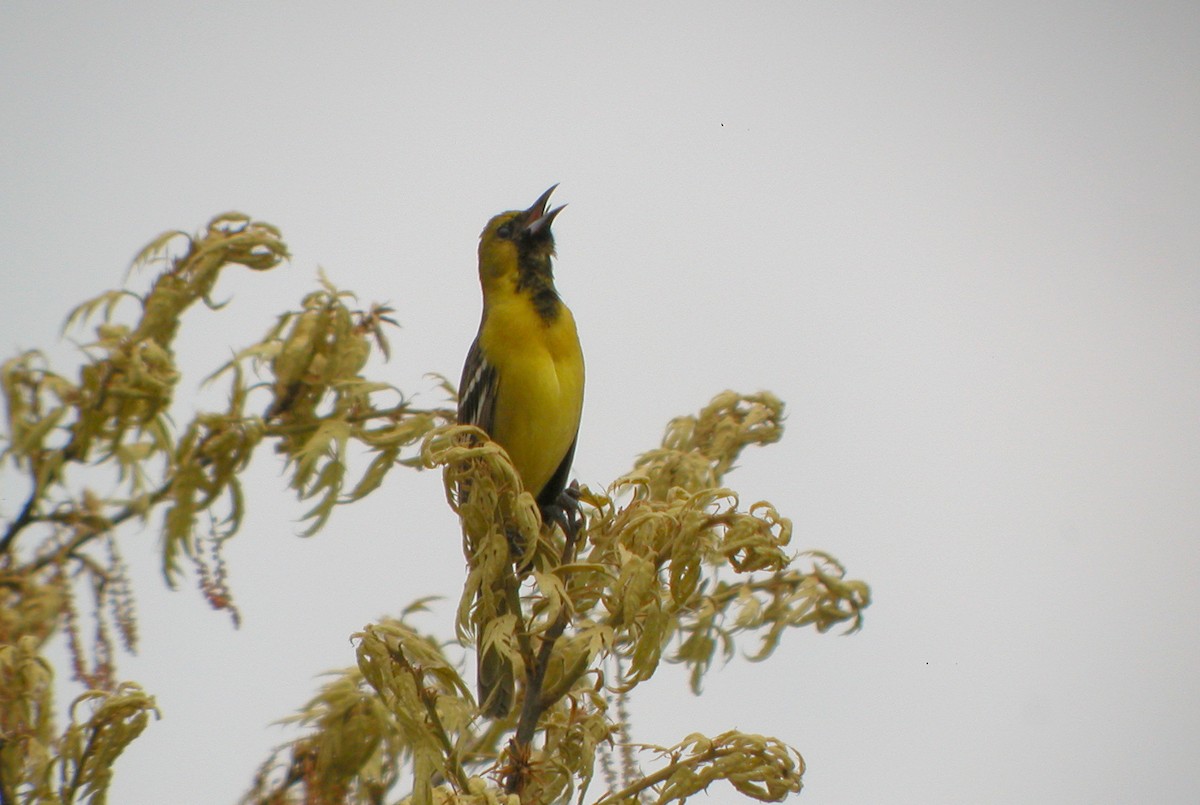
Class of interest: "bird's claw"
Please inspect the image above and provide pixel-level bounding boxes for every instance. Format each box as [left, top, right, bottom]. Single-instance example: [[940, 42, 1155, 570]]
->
[[541, 480, 584, 550]]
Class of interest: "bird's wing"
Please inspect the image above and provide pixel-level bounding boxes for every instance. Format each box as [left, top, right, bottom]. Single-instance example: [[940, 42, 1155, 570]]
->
[[457, 334, 498, 433], [538, 434, 577, 508], [459, 336, 516, 716]]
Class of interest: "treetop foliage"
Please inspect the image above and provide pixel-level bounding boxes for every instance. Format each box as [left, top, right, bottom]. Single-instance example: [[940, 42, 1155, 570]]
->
[[0, 214, 870, 805]]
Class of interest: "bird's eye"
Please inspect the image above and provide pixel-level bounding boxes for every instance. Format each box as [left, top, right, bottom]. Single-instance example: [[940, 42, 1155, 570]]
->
[[496, 223, 514, 239]]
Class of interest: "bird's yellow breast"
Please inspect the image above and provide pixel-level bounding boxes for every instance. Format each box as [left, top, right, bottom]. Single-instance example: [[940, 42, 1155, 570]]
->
[[479, 295, 584, 499]]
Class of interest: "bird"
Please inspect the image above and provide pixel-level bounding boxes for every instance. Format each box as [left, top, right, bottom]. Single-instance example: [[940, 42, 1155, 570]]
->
[[457, 184, 585, 717]]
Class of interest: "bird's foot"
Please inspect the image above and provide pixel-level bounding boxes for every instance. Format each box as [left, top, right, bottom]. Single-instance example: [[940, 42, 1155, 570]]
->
[[540, 481, 584, 553]]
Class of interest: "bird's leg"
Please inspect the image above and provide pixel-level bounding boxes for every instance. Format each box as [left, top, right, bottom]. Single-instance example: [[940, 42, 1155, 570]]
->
[[515, 484, 582, 577], [540, 480, 584, 559]]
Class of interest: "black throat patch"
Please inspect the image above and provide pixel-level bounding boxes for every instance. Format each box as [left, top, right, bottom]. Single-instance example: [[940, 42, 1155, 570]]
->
[[517, 254, 561, 322]]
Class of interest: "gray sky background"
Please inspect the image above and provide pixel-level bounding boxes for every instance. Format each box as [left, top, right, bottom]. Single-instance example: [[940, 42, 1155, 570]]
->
[[2, 3, 1198, 803]]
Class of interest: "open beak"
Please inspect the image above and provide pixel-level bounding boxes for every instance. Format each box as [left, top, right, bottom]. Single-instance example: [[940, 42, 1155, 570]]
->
[[524, 184, 566, 236]]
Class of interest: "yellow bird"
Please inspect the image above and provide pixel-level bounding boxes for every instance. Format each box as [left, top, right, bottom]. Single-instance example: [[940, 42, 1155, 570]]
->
[[458, 185, 585, 716]]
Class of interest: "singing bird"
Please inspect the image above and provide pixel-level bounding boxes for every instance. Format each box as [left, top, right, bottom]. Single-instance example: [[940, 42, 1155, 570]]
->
[[458, 185, 585, 717]]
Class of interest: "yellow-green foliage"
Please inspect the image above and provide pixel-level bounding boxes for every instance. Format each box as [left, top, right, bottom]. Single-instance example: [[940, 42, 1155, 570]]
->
[[0, 214, 446, 803], [392, 391, 868, 805], [51, 685, 159, 805], [248, 391, 867, 805], [1, 216, 870, 805], [0, 632, 156, 805]]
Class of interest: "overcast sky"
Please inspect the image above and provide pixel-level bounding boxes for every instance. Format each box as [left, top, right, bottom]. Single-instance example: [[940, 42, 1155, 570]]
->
[[2, 3, 1198, 803]]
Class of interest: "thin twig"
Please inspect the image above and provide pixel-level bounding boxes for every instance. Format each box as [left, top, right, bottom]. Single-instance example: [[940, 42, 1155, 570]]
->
[[386, 642, 473, 793], [0, 736, 12, 805], [62, 718, 106, 805], [27, 483, 172, 573], [590, 746, 732, 805], [0, 484, 40, 555], [536, 651, 592, 710], [264, 403, 452, 433]]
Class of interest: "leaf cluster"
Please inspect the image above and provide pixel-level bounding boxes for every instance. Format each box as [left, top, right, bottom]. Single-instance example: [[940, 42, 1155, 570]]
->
[[256, 391, 869, 805], [0, 214, 450, 802], [1, 633, 156, 805]]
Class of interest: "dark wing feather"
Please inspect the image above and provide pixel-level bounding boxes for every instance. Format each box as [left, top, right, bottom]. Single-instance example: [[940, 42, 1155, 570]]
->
[[457, 334, 498, 433], [459, 334, 514, 716], [537, 434, 577, 508]]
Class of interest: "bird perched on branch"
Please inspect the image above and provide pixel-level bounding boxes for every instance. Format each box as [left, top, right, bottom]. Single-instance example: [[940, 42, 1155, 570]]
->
[[458, 184, 585, 717]]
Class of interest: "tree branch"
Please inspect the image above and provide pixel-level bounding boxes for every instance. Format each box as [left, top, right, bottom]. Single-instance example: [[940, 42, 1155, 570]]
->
[[385, 642, 473, 793], [0, 484, 40, 555], [27, 483, 172, 573], [510, 502, 586, 758]]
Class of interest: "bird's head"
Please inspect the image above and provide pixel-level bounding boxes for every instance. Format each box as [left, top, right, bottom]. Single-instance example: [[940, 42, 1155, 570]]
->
[[477, 185, 566, 288]]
